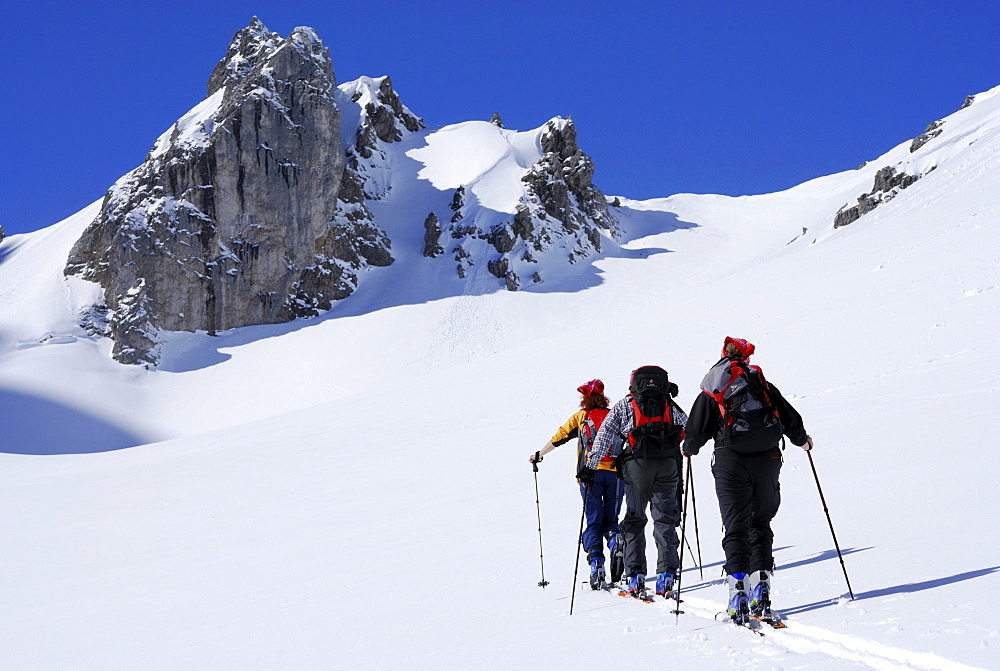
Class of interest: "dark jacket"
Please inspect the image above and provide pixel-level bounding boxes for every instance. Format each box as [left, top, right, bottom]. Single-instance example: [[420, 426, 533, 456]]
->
[[683, 380, 808, 455]]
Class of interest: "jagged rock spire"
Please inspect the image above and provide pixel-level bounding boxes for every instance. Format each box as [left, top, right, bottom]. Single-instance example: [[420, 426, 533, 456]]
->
[[66, 20, 392, 365], [206, 17, 283, 96]]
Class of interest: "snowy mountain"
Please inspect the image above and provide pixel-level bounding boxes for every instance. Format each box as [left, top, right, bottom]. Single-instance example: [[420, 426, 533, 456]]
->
[[1, 20, 999, 669], [59, 19, 619, 366]]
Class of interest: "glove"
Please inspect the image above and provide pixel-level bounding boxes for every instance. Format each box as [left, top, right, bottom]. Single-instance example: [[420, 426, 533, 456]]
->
[[576, 466, 597, 484]]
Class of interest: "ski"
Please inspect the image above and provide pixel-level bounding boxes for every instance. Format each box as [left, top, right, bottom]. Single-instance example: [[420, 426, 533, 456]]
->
[[583, 580, 655, 602], [582, 580, 684, 605], [750, 613, 786, 629], [715, 612, 766, 636], [617, 588, 655, 603]]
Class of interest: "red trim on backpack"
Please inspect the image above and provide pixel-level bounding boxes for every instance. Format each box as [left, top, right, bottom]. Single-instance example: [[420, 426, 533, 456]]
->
[[706, 362, 780, 426], [583, 408, 612, 462], [627, 397, 675, 449]]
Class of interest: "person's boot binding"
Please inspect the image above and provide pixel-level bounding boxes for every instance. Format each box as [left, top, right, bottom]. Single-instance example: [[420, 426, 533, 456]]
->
[[589, 558, 606, 590], [608, 533, 625, 583], [726, 573, 750, 625]]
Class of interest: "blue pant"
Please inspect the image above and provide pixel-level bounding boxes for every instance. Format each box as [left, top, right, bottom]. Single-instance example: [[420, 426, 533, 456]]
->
[[580, 469, 624, 563]]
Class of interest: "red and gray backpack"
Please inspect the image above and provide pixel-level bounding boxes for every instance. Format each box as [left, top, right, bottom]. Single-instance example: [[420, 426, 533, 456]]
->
[[700, 357, 784, 453], [620, 365, 684, 462], [576, 407, 610, 474]]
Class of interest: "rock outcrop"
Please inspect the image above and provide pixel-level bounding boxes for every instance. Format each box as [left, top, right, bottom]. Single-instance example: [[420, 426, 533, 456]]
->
[[335, 76, 424, 204], [834, 165, 921, 228], [422, 212, 443, 257], [65, 19, 392, 365], [441, 118, 620, 289], [910, 119, 945, 153]]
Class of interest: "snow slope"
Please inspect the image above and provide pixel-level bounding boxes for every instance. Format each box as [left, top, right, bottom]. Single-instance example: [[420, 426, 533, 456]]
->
[[1, 84, 999, 669]]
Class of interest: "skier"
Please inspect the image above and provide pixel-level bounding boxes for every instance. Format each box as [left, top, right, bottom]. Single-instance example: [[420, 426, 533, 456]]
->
[[529, 379, 625, 589], [581, 366, 687, 599], [682, 337, 813, 625]]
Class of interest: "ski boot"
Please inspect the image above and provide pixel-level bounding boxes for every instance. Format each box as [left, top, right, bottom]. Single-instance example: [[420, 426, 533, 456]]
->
[[749, 570, 785, 627], [589, 558, 606, 590], [655, 570, 676, 598], [748, 570, 772, 618], [608, 532, 625, 584], [627, 570, 645, 597], [726, 572, 750, 626]]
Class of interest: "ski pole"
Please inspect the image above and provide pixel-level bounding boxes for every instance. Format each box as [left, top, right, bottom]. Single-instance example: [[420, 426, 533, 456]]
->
[[532, 452, 550, 588], [688, 457, 704, 579], [569, 483, 589, 615], [807, 450, 855, 600], [674, 457, 689, 620]]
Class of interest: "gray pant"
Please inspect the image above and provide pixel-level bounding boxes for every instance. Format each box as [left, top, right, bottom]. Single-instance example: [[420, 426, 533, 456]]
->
[[621, 457, 681, 575]]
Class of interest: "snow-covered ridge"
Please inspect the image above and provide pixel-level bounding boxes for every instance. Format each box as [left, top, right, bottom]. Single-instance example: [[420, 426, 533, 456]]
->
[[146, 88, 225, 164]]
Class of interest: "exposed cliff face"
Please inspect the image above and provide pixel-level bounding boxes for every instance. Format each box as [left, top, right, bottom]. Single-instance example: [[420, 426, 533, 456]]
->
[[65, 19, 392, 365]]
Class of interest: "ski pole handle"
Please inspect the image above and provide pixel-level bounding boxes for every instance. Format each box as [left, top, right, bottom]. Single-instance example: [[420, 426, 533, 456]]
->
[[532, 450, 542, 472]]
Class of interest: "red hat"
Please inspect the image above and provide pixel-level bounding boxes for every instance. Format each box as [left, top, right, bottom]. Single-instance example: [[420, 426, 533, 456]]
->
[[577, 379, 604, 396], [723, 336, 755, 359]]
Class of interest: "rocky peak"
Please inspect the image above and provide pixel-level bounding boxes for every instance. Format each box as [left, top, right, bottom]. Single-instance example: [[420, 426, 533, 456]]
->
[[206, 17, 283, 97], [65, 20, 393, 365], [433, 117, 620, 290], [340, 76, 424, 158], [522, 118, 618, 239]]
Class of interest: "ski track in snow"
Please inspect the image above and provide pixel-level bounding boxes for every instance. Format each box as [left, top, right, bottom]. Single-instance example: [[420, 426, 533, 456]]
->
[[671, 595, 984, 670], [414, 249, 506, 371]]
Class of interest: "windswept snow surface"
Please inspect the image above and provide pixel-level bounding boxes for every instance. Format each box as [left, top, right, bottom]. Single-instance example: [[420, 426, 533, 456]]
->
[[2, 86, 1000, 668]]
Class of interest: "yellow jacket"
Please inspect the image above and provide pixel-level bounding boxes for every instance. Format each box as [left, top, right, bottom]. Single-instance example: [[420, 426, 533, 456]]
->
[[550, 409, 616, 472]]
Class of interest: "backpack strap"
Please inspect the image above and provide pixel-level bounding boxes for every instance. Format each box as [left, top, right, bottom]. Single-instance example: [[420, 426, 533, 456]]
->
[[703, 360, 743, 427], [626, 395, 680, 461], [578, 408, 611, 473]]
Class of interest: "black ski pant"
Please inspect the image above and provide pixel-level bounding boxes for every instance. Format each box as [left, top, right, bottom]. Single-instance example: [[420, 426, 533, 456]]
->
[[620, 457, 681, 576], [712, 446, 782, 576]]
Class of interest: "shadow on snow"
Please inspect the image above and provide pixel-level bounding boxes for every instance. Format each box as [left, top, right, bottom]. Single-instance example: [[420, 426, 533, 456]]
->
[[0, 387, 148, 455], [782, 565, 1000, 616], [677, 546, 871, 594]]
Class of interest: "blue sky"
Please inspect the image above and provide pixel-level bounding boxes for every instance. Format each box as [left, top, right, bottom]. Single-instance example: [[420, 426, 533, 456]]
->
[[2, 1, 999, 236]]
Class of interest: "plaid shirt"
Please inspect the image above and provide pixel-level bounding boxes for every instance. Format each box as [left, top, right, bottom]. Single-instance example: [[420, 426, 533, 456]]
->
[[585, 396, 689, 469]]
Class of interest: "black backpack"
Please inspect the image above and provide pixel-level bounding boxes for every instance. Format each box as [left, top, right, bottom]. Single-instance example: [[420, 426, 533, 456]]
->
[[622, 365, 683, 461]]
